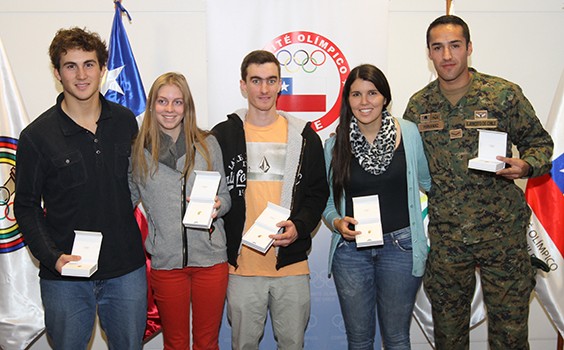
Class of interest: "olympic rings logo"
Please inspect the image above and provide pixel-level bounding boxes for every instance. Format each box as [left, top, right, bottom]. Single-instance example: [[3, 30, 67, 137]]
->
[[310, 270, 338, 289], [0, 170, 16, 222], [266, 30, 350, 132], [331, 314, 346, 333], [276, 49, 327, 74], [0, 186, 10, 206], [0, 136, 23, 254]]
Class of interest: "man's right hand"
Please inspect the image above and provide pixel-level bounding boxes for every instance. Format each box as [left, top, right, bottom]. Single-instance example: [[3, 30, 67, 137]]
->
[[55, 254, 82, 274]]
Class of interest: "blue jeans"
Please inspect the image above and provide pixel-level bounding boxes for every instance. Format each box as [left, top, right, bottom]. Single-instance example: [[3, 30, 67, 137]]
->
[[332, 227, 422, 350], [40, 266, 147, 350]]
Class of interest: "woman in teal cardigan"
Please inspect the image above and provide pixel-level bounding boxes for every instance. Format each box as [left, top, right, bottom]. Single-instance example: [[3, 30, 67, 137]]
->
[[323, 64, 431, 350]]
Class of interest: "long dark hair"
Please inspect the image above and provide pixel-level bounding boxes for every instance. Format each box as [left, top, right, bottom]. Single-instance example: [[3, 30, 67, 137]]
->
[[330, 64, 392, 212]]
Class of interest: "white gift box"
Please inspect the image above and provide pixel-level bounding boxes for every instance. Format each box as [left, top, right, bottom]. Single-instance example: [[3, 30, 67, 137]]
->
[[242, 202, 290, 253], [353, 195, 384, 247], [183, 171, 221, 229], [61, 230, 103, 277], [468, 129, 507, 172]]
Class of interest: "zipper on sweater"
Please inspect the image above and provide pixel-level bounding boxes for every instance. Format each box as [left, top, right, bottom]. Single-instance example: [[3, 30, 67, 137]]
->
[[277, 135, 306, 269], [290, 137, 306, 213], [181, 175, 188, 267]]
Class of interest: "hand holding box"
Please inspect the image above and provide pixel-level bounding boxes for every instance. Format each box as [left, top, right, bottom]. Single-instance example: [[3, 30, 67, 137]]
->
[[183, 171, 221, 229], [61, 230, 103, 277], [242, 202, 290, 253], [353, 195, 383, 247], [468, 129, 507, 172]]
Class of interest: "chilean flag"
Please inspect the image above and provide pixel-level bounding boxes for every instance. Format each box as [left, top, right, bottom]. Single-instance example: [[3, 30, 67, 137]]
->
[[102, 1, 161, 341], [102, 1, 146, 117], [277, 77, 326, 112], [525, 69, 564, 337]]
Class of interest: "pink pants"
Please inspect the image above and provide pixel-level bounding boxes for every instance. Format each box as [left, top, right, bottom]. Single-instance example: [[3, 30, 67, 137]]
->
[[151, 262, 228, 350]]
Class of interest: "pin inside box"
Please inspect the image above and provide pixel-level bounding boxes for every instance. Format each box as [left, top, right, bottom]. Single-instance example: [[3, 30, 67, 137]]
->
[[183, 171, 221, 229], [353, 195, 384, 248], [468, 129, 507, 172], [242, 202, 290, 253], [61, 230, 103, 277]]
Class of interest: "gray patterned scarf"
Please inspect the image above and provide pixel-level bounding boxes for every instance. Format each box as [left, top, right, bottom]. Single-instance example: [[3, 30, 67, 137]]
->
[[349, 110, 396, 175]]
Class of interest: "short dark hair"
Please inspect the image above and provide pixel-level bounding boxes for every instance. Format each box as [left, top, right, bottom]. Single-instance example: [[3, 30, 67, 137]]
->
[[240, 50, 281, 81], [49, 27, 108, 70], [426, 15, 471, 49]]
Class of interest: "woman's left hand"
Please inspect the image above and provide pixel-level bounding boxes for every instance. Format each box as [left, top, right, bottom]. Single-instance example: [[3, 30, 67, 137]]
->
[[212, 196, 221, 218]]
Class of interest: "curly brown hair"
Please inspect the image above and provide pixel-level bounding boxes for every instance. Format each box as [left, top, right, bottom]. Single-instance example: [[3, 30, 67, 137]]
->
[[49, 27, 108, 70]]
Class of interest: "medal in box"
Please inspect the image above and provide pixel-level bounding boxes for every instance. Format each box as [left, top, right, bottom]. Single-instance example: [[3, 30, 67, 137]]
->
[[242, 202, 290, 253], [468, 129, 507, 172], [183, 170, 221, 229], [353, 195, 384, 247], [61, 230, 103, 277]]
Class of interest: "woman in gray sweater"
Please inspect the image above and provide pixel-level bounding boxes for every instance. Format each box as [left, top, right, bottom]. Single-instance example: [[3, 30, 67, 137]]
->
[[130, 72, 231, 350]]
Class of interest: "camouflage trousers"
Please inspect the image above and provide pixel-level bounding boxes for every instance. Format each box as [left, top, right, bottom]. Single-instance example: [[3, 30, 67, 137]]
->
[[423, 230, 535, 350]]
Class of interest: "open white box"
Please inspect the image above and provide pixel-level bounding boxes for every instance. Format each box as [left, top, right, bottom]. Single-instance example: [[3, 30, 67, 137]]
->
[[242, 202, 290, 253], [468, 129, 507, 172], [183, 171, 221, 229], [353, 195, 383, 247], [61, 230, 103, 277]]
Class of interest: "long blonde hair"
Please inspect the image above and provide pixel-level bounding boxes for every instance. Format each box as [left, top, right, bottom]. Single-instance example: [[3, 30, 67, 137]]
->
[[131, 72, 211, 184]]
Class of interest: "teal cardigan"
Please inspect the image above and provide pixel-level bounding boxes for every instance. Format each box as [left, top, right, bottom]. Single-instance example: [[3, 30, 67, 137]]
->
[[323, 117, 431, 277]]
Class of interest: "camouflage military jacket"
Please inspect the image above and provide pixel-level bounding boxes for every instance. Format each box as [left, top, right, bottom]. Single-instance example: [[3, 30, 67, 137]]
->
[[403, 68, 553, 244]]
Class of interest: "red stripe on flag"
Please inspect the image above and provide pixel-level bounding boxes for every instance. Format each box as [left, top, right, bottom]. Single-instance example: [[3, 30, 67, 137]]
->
[[0, 237, 24, 249], [277, 95, 326, 112], [0, 142, 17, 150], [526, 174, 564, 257]]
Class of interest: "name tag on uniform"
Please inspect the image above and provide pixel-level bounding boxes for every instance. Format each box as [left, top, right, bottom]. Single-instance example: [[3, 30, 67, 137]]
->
[[465, 110, 498, 129], [465, 119, 498, 128], [418, 113, 444, 132]]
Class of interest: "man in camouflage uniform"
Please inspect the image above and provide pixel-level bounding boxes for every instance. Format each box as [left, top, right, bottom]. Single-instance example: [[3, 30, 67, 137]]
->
[[403, 15, 553, 350]]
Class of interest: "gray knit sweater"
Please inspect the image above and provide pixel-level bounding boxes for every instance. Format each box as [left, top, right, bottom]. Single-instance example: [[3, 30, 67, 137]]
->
[[129, 135, 231, 269]]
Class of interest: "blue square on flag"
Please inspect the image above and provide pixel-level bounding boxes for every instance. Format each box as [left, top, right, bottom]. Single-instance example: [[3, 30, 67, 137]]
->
[[102, 3, 146, 117], [281, 77, 294, 95], [552, 153, 564, 194], [277, 76, 326, 113]]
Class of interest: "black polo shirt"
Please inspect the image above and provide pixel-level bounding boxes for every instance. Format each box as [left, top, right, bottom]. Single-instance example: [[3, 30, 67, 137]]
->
[[14, 93, 145, 280]]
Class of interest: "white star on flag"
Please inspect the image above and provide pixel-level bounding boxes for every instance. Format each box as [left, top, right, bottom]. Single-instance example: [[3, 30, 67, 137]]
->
[[281, 80, 289, 92], [101, 65, 125, 96]]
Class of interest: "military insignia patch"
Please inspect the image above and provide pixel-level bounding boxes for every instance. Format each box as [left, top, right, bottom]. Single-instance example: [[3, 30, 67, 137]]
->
[[449, 129, 463, 139], [466, 110, 498, 128], [418, 113, 444, 132]]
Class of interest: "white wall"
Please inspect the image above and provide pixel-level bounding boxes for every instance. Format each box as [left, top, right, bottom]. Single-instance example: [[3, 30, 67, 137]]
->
[[0, 0, 208, 126], [1, 0, 562, 349]]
